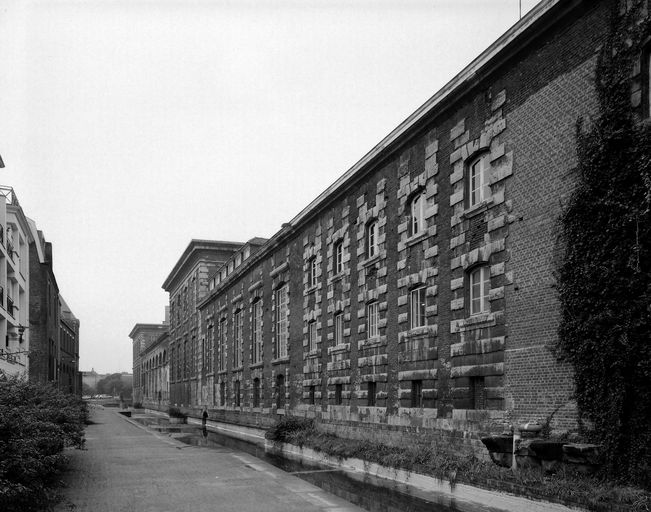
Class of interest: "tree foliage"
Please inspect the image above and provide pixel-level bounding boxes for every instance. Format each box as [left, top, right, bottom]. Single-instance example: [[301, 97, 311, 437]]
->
[[0, 372, 88, 511], [96, 372, 132, 398], [556, 0, 651, 487]]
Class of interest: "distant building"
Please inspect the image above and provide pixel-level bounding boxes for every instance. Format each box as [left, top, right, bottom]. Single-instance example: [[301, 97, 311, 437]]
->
[[162, 239, 254, 407], [129, 321, 168, 405], [0, 187, 31, 376], [27, 221, 59, 384], [59, 296, 80, 396]]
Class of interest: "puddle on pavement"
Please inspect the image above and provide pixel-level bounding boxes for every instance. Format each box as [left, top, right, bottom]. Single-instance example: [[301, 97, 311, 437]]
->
[[175, 428, 496, 512]]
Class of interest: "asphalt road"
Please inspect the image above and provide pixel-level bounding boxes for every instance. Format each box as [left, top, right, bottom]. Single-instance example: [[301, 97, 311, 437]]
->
[[55, 406, 363, 512]]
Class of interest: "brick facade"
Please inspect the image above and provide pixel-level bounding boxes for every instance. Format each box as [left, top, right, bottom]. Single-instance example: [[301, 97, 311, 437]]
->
[[157, 0, 640, 451]]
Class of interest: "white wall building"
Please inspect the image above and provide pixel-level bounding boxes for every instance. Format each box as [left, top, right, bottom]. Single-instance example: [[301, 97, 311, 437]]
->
[[0, 186, 31, 377]]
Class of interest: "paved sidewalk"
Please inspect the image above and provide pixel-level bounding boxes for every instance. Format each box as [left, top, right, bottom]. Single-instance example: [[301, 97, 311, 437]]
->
[[55, 407, 363, 512]]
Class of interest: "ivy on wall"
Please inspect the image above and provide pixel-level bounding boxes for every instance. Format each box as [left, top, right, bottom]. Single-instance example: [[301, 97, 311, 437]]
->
[[556, 0, 650, 487]]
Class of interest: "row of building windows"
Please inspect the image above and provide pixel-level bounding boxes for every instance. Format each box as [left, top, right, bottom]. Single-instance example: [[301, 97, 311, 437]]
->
[[169, 262, 492, 381], [216, 376, 432, 409]]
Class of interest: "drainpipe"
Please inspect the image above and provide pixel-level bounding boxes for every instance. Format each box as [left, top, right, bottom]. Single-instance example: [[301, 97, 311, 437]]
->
[[512, 424, 520, 470]]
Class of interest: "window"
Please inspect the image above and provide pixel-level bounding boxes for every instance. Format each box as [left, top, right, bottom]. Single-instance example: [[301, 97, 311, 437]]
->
[[234, 380, 241, 407], [411, 380, 423, 408], [334, 313, 343, 345], [410, 192, 426, 235], [367, 381, 377, 406], [334, 241, 344, 274], [275, 285, 289, 358], [206, 323, 214, 373], [219, 318, 227, 371], [469, 266, 491, 315], [468, 153, 490, 207], [334, 383, 343, 405], [308, 257, 318, 287], [309, 385, 315, 405], [645, 46, 651, 118], [253, 377, 260, 408], [409, 286, 427, 329], [233, 310, 243, 368], [469, 376, 486, 410], [219, 381, 226, 406], [366, 220, 379, 258], [252, 300, 263, 364], [308, 321, 317, 352], [366, 301, 379, 339], [276, 374, 285, 408]]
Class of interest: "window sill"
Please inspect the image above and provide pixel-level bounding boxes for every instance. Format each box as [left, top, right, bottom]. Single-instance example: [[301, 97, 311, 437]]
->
[[328, 273, 344, 285], [232, 366, 243, 372], [249, 362, 264, 370], [405, 231, 428, 247], [272, 356, 290, 365], [328, 343, 350, 354], [305, 284, 318, 294], [360, 253, 382, 268], [306, 350, 319, 358], [462, 198, 493, 219]]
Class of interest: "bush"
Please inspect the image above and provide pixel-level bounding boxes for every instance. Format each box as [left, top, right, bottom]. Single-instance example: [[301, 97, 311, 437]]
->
[[0, 372, 88, 512], [168, 407, 187, 419]]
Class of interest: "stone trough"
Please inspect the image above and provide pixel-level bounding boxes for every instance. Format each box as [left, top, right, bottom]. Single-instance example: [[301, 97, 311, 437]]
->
[[481, 428, 602, 474]]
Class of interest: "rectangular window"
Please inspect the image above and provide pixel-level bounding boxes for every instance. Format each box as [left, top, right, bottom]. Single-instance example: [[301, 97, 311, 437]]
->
[[309, 385, 315, 405], [409, 286, 426, 329], [411, 380, 423, 408], [334, 313, 343, 345], [335, 383, 343, 405], [366, 302, 379, 339], [275, 285, 289, 358], [252, 300, 263, 364], [220, 381, 226, 406], [234, 380, 241, 407], [367, 381, 377, 406], [234, 310, 243, 368], [470, 266, 491, 315], [334, 241, 343, 274], [308, 321, 317, 352], [219, 319, 227, 371]]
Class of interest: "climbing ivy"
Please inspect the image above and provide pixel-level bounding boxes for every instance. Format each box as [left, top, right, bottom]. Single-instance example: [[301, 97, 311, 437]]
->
[[556, 0, 651, 487]]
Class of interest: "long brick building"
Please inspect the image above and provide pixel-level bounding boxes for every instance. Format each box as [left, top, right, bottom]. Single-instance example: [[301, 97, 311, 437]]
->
[[151, 0, 650, 450]]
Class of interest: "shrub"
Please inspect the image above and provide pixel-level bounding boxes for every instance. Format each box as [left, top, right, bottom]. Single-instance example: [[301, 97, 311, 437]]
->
[[0, 371, 88, 512], [168, 407, 187, 419]]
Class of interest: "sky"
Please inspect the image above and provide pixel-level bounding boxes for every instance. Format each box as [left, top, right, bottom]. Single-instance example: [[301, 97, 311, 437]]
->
[[0, 0, 540, 374]]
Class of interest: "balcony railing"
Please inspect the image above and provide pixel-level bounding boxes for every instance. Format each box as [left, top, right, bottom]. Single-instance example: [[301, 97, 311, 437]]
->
[[7, 296, 14, 317]]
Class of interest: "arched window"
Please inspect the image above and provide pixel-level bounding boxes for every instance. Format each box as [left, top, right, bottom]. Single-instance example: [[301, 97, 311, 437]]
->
[[276, 374, 285, 408], [410, 191, 426, 236], [409, 285, 427, 329], [468, 153, 490, 207], [253, 377, 261, 408], [366, 301, 379, 339], [469, 265, 491, 315], [308, 320, 317, 352], [234, 380, 241, 407], [233, 309, 243, 368], [275, 284, 289, 358], [334, 240, 344, 274], [252, 299, 263, 364], [366, 220, 379, 258]]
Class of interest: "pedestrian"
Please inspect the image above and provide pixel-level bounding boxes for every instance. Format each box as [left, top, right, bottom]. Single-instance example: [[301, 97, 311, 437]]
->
[[202, 406, 208, 428]]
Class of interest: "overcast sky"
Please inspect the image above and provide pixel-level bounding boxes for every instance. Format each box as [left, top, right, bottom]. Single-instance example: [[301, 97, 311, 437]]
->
[[0, 0, 539, 374]]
